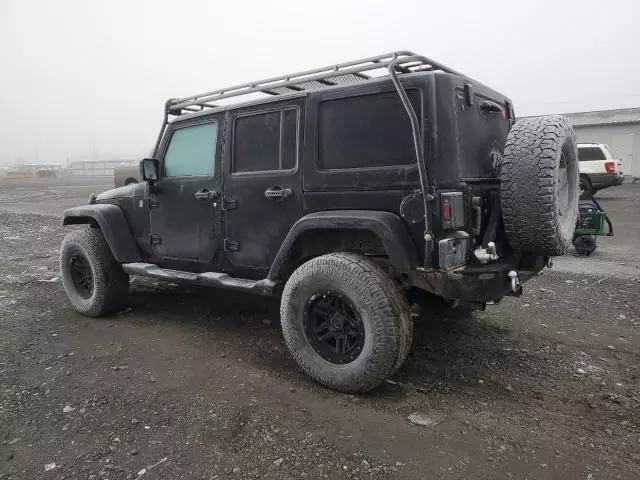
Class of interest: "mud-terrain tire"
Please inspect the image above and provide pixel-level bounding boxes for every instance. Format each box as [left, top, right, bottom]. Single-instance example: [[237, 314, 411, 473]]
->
[[281, 253, 412, 393], [60, 227, 129, 317], [501, 116, 579, 256]]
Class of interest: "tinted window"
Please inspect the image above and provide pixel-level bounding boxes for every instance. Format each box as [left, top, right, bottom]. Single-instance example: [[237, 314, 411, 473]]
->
[[578, 146, 606, 161], [318, 90, 421, 170], [164, 122, 217, 177], [282, 109, 298, 170], [233, 109, 298, 173]]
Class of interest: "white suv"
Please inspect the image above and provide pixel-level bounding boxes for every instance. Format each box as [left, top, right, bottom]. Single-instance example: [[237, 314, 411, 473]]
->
[[578, 143, 624, 198]]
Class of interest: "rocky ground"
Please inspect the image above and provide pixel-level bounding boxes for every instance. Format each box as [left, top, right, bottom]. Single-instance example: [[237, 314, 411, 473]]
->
[[1, 178, 639, 479]]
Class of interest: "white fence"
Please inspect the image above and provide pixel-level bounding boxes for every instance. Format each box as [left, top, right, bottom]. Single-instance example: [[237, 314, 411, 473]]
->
[[70, 160, 137, 177]]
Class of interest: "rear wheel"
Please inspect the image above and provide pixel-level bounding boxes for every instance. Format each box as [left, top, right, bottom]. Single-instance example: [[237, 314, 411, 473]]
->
[[60, 228, 129, 317], [501, 116, 579, 256], [280, 253, 412, 393]]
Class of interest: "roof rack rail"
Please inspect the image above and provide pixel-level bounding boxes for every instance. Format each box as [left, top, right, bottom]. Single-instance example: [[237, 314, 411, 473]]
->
[[166, 51, 467, 116]]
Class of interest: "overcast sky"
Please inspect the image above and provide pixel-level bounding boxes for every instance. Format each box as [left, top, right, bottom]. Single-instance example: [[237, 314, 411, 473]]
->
[[1, 0, 639, 165]]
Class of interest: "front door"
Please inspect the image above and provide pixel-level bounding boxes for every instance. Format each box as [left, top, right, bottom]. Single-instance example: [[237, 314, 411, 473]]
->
[[149, 118, 223, 267], [223, 101, 304, 277]]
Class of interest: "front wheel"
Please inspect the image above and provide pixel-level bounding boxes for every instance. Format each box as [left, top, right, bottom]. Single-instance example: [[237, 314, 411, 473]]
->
[[60, 228, 129, 317], [280, 253, 412, 393]]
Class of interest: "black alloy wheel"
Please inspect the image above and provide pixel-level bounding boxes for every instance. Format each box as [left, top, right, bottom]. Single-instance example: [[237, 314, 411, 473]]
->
[[303, 292, 365, 364], [69, 253, 94, 299]]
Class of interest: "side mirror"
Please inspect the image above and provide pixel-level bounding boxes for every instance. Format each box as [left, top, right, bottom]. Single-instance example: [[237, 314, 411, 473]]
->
[[140, 158, 159, 182]]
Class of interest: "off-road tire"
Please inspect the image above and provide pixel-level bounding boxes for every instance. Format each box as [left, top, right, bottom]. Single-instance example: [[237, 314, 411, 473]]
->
[[60, 227, 129, 317], [281, 253, 412, 393], [501, 116, 579, 256]]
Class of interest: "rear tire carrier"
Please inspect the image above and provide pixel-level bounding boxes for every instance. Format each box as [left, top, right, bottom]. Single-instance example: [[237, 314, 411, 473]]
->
[[500, 116, 579, 256]]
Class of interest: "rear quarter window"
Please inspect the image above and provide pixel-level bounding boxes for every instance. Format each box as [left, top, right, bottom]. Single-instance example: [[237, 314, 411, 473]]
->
[[317, 90, 421, 170], [578, 146, 606, 161]]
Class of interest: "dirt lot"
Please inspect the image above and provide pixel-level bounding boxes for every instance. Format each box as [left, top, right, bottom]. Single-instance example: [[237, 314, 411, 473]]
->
[[1, 178, 640, 480]]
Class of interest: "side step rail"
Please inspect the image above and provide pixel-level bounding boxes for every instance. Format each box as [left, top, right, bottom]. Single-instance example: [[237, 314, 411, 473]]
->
[[122, 263, 275, 295]]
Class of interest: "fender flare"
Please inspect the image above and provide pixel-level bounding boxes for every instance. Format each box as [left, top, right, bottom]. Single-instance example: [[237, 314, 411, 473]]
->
[[268, 210, 419, 281], [62, 204, 141, 263]]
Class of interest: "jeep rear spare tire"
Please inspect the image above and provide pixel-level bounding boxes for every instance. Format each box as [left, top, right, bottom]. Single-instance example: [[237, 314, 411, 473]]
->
[[280, 253, 412, 393], [500, 116, 579, 256]]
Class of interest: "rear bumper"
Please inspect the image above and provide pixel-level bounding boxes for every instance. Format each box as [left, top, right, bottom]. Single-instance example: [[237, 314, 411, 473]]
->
[[589, 172, 624, 189], [408, 257, 546, 304]]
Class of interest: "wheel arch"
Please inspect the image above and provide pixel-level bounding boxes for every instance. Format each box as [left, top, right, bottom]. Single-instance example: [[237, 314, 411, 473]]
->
[[63, 204, 140, 263], [580, 173, 592, 185], [267, 210, 419, 282]]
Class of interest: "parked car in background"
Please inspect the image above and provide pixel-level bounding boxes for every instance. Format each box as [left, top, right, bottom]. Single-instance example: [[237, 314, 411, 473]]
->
[[112, 165, 140, 187], [578, 143, 623, 198]]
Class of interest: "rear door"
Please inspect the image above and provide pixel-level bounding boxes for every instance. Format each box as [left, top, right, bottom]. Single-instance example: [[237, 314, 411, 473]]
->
[[149, 116, 224, 267], [222, 99, 304, 277]]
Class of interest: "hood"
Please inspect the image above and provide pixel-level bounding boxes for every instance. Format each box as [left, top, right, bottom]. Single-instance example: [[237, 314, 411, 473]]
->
[[95, 182, 146, 202]]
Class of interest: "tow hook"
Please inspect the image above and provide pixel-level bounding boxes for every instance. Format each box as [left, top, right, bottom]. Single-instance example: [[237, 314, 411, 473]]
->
[[474, 241, 499, 264], [508, 270, 521, 294]]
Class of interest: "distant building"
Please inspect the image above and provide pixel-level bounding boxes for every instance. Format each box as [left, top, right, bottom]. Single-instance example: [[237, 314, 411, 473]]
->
[[523, 108, 640, 179], [69, 159, 137, 177], [565, 108, 640, 179]]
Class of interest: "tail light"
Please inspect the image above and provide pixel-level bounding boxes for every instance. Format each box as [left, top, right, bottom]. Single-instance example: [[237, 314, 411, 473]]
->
[[442, 200, 451, 222], [605, 161, 616, 173], [440, 192, 464, 230]]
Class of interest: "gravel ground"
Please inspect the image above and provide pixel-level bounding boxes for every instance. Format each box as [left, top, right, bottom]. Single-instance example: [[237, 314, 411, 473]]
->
[[1, 178, 640, 479]]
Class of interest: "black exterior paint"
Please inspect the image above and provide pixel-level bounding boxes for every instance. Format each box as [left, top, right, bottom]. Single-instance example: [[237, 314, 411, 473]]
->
[[222, 98, 305, 277], [267, 210, 419, 281], [63, 204, 140, 263], [148, 113, 225, 270], [64, 69, 540, 304]]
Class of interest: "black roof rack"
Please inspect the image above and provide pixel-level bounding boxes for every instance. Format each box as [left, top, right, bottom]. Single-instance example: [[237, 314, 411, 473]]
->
[[166, 51, 466, 116]]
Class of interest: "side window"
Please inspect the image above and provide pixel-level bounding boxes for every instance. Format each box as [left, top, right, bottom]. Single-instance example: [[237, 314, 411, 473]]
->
[[233, 108, 298, 173], [318, 90, 421, 170], [164, 122, 218, 177]]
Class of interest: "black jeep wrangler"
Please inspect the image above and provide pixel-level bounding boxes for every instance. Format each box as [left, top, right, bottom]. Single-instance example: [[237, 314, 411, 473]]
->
[[60, 52, 579, 393]]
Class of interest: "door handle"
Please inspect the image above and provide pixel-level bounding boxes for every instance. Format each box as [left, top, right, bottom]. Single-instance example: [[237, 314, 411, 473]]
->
[[264, 186, 293, 200], [194, 189, 219, 201]]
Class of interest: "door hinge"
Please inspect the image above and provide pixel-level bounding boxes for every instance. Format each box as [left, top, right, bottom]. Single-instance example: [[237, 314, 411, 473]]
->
[[222, 198, 237, 210], [224, 238, 239, 252], [149, 234, 162, 245]]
